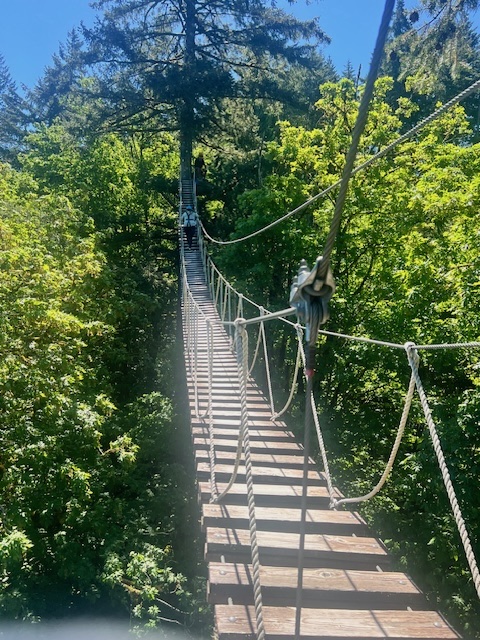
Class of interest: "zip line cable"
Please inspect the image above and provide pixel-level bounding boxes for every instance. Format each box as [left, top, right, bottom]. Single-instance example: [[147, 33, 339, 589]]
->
[[319, 0, 395, 274], [200, 75, 480, 248]]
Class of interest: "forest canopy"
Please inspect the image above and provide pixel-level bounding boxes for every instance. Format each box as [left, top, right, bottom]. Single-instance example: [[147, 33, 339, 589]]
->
[[0, 0, 480, 637]]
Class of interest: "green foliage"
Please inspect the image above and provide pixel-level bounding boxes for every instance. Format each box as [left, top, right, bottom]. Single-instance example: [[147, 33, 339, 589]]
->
[[0, 122, 203, 632], [214, 77, 480, 636]]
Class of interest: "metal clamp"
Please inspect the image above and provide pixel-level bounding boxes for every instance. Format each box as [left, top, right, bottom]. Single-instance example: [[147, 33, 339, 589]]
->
[[289, 256, 335, 346]]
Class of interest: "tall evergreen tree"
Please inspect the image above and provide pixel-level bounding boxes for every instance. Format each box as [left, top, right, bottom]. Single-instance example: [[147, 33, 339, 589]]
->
[[72, 0, 330, 178], [382, 0, 480, 129], [0, 55, 30, 164]]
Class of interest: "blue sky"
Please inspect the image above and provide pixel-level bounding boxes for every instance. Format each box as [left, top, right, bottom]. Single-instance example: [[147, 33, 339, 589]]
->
[[0, 1, 477, 90]]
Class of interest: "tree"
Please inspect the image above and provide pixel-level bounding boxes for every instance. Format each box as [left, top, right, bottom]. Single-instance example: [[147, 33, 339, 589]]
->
[[0, 135, 197, 628], [0, 55, 31, 164], [382, 1, 480, 128], [57, 0, 331, 178]]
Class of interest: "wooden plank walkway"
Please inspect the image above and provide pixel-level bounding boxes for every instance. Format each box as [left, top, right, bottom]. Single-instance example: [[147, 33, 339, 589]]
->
[[181, 246, 461, 639]]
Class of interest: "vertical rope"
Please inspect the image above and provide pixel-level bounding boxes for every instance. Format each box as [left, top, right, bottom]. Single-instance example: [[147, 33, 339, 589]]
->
[[222, 281, 229, 323], [405, 343, 480, 600], [219, 279, 224, 320], [248, 321, 264, 375], [237, 293, 244, 319], [259, 309, 275, 417], [272, 326, 303, 420], [210, 262, 215, 299], [228, 286, 233, 340], [235, 321, 266, 640]]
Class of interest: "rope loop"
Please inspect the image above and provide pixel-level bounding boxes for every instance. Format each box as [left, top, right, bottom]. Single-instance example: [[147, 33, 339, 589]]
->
[[404, 341, 420, 369]]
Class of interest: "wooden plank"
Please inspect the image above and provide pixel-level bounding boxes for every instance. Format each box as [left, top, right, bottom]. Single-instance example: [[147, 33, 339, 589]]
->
[[208, 563, 427, 610], [191, 418, 288, 428], [199, 481, 339, 507], [196, 462, 326, 485], [193, 436, 304, 455], [195, 450, 314, 470], [192, 431, 298, 443], [206, 528, 390, 570], [191, 408, 276, 418], [202, 504, 368, 535], [215, 605, 459, 639], [192, 426, 296, 441]]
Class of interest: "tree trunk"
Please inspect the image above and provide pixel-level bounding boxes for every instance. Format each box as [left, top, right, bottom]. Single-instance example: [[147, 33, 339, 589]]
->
[[179, 0, 196, 181]]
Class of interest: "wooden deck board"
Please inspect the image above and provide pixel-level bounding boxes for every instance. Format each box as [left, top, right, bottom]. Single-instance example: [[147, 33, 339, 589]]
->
[[215, 605, 458, 639], [196, 462, 327, 485], [202, 504, 369, 535], [208, 563, 427, 610], [205, 527, 391, 570], [198, 481, 341, 507]]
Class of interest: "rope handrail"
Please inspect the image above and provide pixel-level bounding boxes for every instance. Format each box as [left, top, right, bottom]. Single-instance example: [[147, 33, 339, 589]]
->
[[204, 249, 299, 328], [199, 76, 480, 248], [406, 342, 480, 601]]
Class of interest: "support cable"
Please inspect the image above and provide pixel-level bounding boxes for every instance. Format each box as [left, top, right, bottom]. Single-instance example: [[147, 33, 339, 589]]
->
[[200, 74, 480, 248], [248, 320, 265, 375], [320, 0, 396, 275], [294, 4, 396, 637], [259, 309, 275, 417]]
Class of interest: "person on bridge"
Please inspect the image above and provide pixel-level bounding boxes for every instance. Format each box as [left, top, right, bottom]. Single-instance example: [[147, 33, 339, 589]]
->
[[181, 205, 197, 249], [194, 153, 207, 182]]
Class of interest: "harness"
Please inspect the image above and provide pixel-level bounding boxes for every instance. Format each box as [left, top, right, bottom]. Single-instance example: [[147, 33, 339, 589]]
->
[[184, 210, 196, 227]]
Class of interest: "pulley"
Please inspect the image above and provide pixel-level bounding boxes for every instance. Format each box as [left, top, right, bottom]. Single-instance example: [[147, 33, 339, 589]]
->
[[289, 256, 335, 346]]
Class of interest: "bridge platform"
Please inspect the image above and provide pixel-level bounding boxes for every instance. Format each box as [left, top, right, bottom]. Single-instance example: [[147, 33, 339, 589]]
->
[[181, 245, 460, 640]]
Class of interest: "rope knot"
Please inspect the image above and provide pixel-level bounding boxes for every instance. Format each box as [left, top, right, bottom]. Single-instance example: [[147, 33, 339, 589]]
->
[[329, 497, 339, 510], [404, 341, 420, 368]]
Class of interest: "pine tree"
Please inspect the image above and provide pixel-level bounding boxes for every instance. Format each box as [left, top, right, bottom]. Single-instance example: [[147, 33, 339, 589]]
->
[[382, 1, 480, 130], [65, 0, 330, 178], [0, 55, 30, 164]]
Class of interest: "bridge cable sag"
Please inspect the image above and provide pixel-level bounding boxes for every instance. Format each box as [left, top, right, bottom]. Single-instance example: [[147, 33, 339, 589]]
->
[[200, 74, 480, 248]]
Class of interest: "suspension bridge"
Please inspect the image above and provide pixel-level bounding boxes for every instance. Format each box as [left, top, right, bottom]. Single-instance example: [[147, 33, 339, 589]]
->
[[178, 5, 480, 629], [179, 180, 473, 639]]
